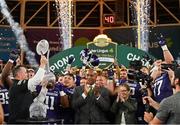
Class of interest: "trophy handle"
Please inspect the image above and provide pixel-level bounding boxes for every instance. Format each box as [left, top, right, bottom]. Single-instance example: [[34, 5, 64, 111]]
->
[[46, 49, 50, 72]]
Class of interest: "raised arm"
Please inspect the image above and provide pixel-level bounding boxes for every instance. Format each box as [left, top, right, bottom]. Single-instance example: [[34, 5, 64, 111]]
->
[[1, 51, 19, 87], [1, 60, 14, 87], [158, 36, 174, 63], [28, 55, 47, 92]]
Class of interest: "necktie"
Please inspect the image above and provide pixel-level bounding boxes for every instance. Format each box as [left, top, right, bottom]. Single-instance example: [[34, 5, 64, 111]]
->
[[89, 85, 93, 96]]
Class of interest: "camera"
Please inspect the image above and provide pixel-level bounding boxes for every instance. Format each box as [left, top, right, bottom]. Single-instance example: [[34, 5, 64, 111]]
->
[[128, 69, 153, 85], [128, 60, 153, 113], [161, 61, 178, 71], [128, 60, 153, 84]]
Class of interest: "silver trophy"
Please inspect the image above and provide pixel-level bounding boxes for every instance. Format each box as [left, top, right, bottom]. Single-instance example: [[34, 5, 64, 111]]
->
[[36, 39, 50, 72], [36, 39, 56, 80]]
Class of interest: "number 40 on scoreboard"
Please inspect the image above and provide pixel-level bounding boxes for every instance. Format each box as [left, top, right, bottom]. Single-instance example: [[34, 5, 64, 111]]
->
[[103, 14, 116, 24]]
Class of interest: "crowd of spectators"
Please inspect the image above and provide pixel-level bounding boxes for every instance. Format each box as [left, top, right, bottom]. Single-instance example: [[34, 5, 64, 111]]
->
[[0, 40, 179, 124]]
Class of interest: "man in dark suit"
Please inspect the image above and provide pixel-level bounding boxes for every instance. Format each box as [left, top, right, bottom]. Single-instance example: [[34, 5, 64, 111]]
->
[[72, 69, 111, 124]]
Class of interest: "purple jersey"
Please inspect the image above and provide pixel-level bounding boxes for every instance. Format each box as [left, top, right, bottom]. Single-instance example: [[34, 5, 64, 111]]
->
[[153, 72, 173, 103], [45, 87, 61, 119], [127, 81, 141, 99], [115, 78, 127, 86], [0, 85, 9, 122]]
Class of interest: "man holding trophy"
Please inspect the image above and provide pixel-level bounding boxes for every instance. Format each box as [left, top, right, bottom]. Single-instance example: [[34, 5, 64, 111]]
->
[[1, 39, 50, 123], [7, 54, 47, 123]]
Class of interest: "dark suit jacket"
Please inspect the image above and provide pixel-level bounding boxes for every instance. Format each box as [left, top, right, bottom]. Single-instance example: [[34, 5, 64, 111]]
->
[[111, 97, 137, 124], [72, 85, 111, 124]]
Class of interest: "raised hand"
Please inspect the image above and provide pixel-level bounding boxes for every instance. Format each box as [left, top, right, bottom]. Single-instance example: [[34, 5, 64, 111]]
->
[[9, 49, 19, 62], [16, 57, 21, 66], [94, 85, 100, 97], [156, 33, 166, 46], [116, 93, 120, 102], [40, 55, 48, 68], [119, 93, 125, 102], [143, 96, 160, 110]]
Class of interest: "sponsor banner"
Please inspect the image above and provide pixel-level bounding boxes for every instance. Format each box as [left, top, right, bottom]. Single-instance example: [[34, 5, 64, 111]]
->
[[49, 45, 154, 74], [0, 27, 17, 61]]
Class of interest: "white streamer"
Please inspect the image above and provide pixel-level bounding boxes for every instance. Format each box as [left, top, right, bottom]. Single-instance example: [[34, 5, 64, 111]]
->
[[55, 0, 73, 50], [0, 0, 38, 66], [130, 0, 151, 52]]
